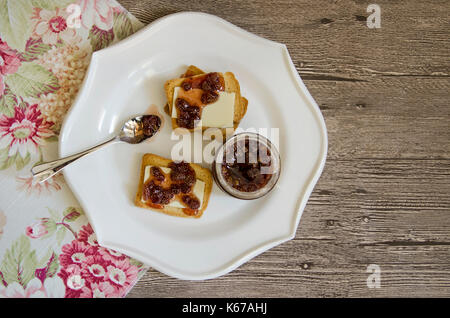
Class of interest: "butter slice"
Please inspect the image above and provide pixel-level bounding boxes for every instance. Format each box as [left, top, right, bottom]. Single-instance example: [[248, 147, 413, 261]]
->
[[172, 87, 235, 128], [142, 165, 205, 208]]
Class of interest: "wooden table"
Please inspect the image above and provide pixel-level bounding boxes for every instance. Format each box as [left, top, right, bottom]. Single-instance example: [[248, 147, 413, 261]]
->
[[120, 0, 450, 297]]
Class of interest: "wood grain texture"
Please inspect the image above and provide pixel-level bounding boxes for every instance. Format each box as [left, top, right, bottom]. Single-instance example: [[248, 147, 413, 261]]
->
[[118, 0, 450, 297]]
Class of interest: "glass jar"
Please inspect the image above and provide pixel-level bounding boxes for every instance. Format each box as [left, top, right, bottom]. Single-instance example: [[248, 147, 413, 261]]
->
[[212, 132, 281, 200]]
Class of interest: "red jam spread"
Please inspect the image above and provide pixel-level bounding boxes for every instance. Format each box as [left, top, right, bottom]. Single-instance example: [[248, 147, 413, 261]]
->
[[142, 162, 201, 215], [175, 98, 201, 129], [142, 115, 161, 137], [175, 72, 225, 129], [221, 138, 273, 192]]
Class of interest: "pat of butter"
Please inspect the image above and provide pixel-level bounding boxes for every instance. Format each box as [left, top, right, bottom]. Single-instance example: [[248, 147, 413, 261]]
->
[[171, 87, 235, 128], [142, 165, 205, 208]]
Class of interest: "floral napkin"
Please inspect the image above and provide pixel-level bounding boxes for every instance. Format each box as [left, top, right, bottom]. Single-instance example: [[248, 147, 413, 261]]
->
[[0, 0, 148, 298]]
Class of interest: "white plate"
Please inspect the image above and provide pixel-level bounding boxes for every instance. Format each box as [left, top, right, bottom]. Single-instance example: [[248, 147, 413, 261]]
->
[[60, 12, 328, 280]]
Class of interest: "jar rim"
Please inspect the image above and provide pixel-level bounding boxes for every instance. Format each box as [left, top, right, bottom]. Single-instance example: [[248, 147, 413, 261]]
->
[[213, 132, 281, 200]]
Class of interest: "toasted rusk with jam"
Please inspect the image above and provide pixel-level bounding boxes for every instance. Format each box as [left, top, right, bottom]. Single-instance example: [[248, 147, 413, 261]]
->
[[164, 65, 248, 138], [135, 153, 213, 218]]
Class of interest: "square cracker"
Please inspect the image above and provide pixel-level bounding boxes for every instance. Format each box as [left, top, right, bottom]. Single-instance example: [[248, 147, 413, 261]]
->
[[134, 154, 213, 218], [164, 65, 248, 138], [134, 153, 213, 218]]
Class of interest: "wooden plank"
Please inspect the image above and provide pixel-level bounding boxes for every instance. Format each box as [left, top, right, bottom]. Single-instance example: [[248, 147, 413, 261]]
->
[[127, 243, 450, 297], [127, 159, 450, 297], [307, 78, 450, 159], [118, 0, 450, 298], [119, 0, 450, 79]]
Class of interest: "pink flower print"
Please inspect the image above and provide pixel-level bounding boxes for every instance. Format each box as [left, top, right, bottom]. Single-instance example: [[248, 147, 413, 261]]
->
[[78, 287, 92, 298], [0, 40, 21, 75], [0, 278, 44, 298], [42, 276, 66, 298], [32, 8, 79, 45], [58, 264, 90, 298], [25, 218, 51, 239], [81, 254, 108, 284], [0, 277, 64, 298], [0, 104, 54, 160], [106, 259, 139, 295], [78, 0, 120, 31], [0, 39, 21, 96], [90, 281, 117, 298], [59, 240, 95, 268], [98, 246, 126, 262], [16, 174, 63, 196], [77, 224, 98, 246]]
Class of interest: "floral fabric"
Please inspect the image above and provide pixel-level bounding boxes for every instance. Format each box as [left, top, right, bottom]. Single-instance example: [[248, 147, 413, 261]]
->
[[0, 0, 147, 298]]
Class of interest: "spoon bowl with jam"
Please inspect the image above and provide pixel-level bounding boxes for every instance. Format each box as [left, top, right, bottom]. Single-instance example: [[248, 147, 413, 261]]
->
[[31, 114, 162, 183]]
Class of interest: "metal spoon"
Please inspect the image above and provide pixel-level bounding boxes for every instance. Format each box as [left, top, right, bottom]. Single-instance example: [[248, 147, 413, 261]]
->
[[31, 114, 161, 183]]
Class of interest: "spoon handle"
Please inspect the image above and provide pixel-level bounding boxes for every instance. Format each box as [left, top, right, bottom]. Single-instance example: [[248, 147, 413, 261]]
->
[[31, 137, 119, 183]]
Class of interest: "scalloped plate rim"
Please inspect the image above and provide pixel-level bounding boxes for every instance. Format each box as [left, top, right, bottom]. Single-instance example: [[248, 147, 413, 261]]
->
[[59, 11, 328, 280]]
